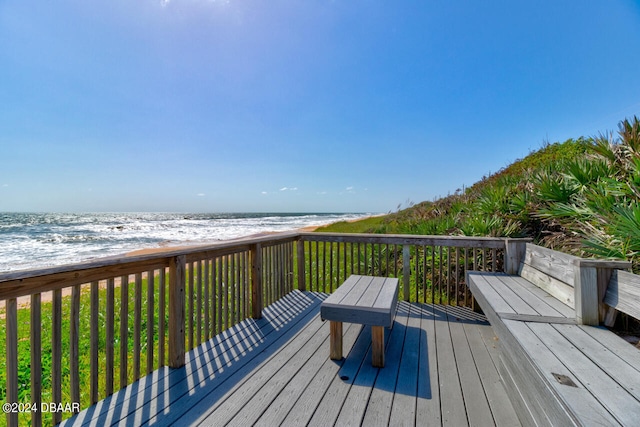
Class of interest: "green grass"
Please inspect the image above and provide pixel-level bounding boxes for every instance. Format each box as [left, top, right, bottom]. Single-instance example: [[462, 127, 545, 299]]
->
[[314, 215, 386, 233]]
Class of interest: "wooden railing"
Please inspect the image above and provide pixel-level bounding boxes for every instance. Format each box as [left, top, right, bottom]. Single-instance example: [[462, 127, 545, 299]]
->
[[0, 231, 511, 426], [297, 233, 507, 305]]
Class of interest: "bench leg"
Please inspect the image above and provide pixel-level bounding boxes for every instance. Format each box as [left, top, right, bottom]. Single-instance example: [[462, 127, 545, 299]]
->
[[372, 326, 385, 368], [329, 321, 343, 360]]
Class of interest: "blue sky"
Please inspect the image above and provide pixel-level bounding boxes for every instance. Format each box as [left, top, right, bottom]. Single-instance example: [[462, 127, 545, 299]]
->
[[1, 1, 639, 213]]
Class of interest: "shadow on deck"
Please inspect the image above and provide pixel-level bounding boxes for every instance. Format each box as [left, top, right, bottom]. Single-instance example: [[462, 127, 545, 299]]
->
[[62, 291, 521, 426]]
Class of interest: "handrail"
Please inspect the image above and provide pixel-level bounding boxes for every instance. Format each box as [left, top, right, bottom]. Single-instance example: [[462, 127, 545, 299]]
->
[[0, 231, 516, 426]]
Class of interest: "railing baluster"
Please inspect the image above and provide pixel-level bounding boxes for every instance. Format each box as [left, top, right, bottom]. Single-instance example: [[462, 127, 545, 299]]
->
[[212, 258, 219, 335], [251, 243, 263, 319], [90, 281, 99, 404], [314, 241, 319, 292], [70, 285, 81, 409], [231, 253, 237, 325], [120, 275, 129, 388], [188, 262, 194, 351], [134, 273, 142, 380], [196, 261, 203, 345], [204, 260, 210, 340], [6, 298, 18, 427], [217, 257, 223, 331], [464, 248, 469, 307], [147, 269, 155, 375], [52, 289, 62, 425], [106, 278, 115, 395], [31, 293, 42, 426], [169, 255, 186, 368], [159, 269, 166, 368]]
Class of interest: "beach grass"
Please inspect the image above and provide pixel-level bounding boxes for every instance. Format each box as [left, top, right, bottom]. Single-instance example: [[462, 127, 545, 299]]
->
[[313, 215, 386, 233]]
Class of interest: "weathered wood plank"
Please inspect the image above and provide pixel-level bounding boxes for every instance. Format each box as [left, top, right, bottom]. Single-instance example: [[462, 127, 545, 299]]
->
[[321, 275, 398, 327], [334, 325, 392, 426], [519, 263, 575, 308], [278, 322, 363, 427], [415, 303, 442, 426], [605, 270, 640, 320], [446, 306, 495, 427], [529, 321, 640, 425], [255, 322, 360, 427], [433, 304, 468, 426], [467, 272, 517, 315], [496, 313, 577, 324], [361, 302, 411, 427], [483, 274, 540, 316], [553, 324, 640, 402], [465, 321, 521, 427], [574, 264, 599, 325], [157, 293, 326, 427], [512, 275, 575, 318], [507, 320, 621, 426], [522, 243, 578, 287], [498, 275, 570, 317], [222, 320, 332, 426], [306, 326, 374, 427], [387, 303, 420, 427]]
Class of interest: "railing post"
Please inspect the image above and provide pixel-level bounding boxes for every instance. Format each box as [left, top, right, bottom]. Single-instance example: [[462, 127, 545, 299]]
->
[[574, 259, 632, 325], [504, 238, 531, 275], [297, 239, 306, 292], [574, 260, 599, 325], [403, 245, 411, 301], [169, 255, 186, 368], [251, 243, 263, 319]]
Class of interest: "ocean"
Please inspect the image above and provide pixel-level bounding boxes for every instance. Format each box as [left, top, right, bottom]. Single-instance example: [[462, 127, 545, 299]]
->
[[0, 212, 374, 273]]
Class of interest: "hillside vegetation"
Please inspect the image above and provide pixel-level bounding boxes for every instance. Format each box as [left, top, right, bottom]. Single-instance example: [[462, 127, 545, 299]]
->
[[320, 116, 640, 271]]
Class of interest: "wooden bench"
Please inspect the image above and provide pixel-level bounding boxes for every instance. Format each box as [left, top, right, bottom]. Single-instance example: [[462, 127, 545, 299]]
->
[[320, 275, 398, 368], [468, 242, 640, 426]]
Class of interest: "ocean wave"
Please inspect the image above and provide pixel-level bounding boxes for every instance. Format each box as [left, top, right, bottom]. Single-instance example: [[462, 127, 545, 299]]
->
[[0, 212, 375, 272]]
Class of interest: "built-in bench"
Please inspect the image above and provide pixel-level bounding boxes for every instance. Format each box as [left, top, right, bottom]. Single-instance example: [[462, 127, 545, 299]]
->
[[320, 275, 398, 368], [468, 241, 640, 426]]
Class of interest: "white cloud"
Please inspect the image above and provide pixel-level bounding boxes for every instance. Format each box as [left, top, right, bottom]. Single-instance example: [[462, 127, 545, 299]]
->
[[345, 186, 354, 191], [197, 193, 205, 197], [279, 187, 298, 191], [261, 191, 268, 195]]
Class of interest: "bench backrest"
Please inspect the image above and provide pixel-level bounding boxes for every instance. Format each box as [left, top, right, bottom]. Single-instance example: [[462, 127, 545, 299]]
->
[[518, 243, 578, 308], [505, 241, 631, 325], [604, 269, 640, 326]]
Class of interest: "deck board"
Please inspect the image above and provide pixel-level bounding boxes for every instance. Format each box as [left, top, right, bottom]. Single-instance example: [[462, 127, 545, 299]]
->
[[62, 290, 521, 427]]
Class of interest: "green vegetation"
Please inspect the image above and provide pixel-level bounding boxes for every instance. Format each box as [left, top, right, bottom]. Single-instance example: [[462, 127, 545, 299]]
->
[[314, 215, 386, 233], [321, 117, 640, 272]]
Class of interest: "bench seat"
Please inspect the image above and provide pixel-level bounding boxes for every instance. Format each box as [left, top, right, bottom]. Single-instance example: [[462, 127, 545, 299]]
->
[[320, 275, 398, 367], [468, 243, 639, 426], [471, 271, 640, 425]]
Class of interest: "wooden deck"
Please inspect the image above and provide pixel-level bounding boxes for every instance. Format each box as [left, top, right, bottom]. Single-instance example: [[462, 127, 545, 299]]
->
[[61, 290, 521, 427]]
